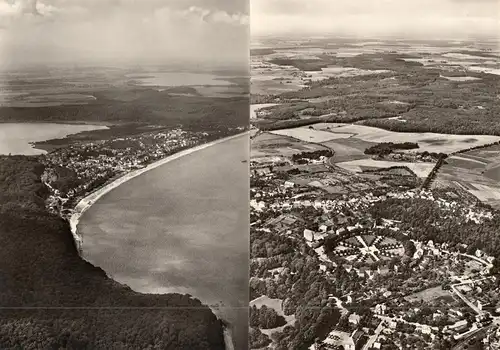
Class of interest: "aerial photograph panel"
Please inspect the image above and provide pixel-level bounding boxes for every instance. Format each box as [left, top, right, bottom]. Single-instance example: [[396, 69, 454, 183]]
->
[[250, 0, 500, 349], [0, 0, 249, 349]]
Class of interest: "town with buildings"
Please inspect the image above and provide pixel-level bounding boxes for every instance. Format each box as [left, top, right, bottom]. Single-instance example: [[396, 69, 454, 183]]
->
[[249, 33, 500, 350], [250, 147, 500, 349], [39, 127, 239, 221]]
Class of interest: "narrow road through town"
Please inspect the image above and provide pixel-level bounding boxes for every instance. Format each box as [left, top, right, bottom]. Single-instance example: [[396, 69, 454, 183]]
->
[[363, 321, 385, 350]]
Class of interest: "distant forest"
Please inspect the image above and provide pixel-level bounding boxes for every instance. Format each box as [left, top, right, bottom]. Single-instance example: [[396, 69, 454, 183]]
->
[[0, 89, 249, 132], [253, 53, 500, 136], [0, 156, 225, 349]]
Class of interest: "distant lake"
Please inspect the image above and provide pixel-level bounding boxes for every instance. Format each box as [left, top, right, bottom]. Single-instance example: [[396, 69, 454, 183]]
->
[[0, 123, 108, 155], [127, 72, 236, 87], [79, 135, 249, 349]]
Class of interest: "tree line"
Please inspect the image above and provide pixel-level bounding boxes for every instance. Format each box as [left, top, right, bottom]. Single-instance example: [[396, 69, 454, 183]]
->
[[292, 150, 334, 163], [364, 142, 419, 156], [0, 155, 225, 349], [249, 305, 287, 329]]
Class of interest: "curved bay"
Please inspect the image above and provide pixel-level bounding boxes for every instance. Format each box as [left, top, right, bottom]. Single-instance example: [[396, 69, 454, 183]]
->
[[79, 135, 249, 349]]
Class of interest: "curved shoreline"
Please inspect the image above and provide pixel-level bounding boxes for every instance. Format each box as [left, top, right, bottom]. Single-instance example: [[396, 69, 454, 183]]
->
[[68, 132, 247, 350], [69, 132, 247, 249], [223, 326, 236, 350]]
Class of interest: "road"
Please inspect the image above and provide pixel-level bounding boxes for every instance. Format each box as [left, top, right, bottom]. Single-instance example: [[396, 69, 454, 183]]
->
[[451, 285, 482, 315], [451, 324, 495, 350], [450, 278, 490, 316], [356, 235, 380, 261], [362, 320, 385, 350]]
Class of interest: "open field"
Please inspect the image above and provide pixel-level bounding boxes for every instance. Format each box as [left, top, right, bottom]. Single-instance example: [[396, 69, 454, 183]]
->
[[469, 67, 500, 76], [484, 165, 500, 183], [251, 40, 500, 136], [250, 295, 285, 315], [323, 137, 376, 162], [435, 144, 500, 206], [269, 127, 353, 143], [440, 75, 481, 82], [251, 132, 329, 158], [363, 235, 377, 246], [459, 182, 500, 202], [446, 155, 487, 169], [404, 287, 454, 303], [251, 58, 309, 95], [439, 159, 499, 198], [265, 51, 324, 61], [324, 124, 500, 154], [305, 67, 390, 81], [436, 176, 500, 208], [336, 159, 436, 178], [270, 123, 500, 154], [250, 295, 296, 336]]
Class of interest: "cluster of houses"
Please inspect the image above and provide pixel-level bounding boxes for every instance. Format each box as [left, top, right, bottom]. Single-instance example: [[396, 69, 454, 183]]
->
[[311, 328, 365, 350], [42, 129, 204, 217], [250, 151, 500, 349], [384, 151, 441, 163]]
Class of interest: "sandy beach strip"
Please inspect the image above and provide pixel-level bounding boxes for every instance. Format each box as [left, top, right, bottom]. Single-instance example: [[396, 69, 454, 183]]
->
[[223, 327, 235, 350], [69, 132, 248, 249]]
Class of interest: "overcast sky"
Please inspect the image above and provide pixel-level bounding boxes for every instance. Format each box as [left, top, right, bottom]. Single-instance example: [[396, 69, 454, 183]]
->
[[251, 0, 499, 40], [0, 0, 248, 68]]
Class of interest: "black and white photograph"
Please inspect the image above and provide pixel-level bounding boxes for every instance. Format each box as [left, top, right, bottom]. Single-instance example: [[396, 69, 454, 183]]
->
[[0, 0, 248, 349], [1, 0, 500, 349], [250, 0, 500, 349]]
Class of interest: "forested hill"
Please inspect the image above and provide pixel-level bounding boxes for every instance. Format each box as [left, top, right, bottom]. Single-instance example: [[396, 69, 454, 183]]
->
[[0, 155, 225, 350]]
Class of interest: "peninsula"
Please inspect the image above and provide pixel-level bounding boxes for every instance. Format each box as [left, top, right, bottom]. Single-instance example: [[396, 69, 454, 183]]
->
[[0, 65, 249, 350]]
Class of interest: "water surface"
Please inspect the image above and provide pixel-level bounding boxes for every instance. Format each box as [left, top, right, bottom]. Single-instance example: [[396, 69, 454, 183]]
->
[[128, 72, 235, 87], [0, 123, 108, 155], [79, 135, 249, 349]]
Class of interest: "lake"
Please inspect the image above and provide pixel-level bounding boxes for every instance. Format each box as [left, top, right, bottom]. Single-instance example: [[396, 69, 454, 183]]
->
[[79, 135, 249, 349], [0, 123, 108, 155], [127, 72, 235, 87]]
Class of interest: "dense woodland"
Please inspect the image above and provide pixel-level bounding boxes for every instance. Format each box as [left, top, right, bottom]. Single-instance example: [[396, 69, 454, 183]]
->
[[268, 58, 331, 72], [254, 53, 500, 136], [255, 117, 325, 131], [249, 327, 271, 349], [250, 228, 343, 349], [364, 142, 419, 156], [0, 88, 248, 132], [0, 156, 225, 349], [369, 197, 500, 275], [250, 305, 287, 329]]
